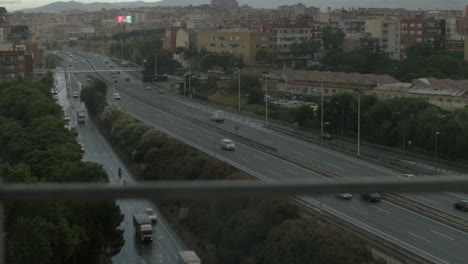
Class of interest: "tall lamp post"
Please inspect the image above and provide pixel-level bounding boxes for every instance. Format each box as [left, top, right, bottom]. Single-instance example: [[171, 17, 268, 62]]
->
[[238, 69, 241, 112], [320, 74, 324, 167], [354, 90, 362, 156], [265, 74, 269, 127], [335, 102, 344, 136], [435, 131, 440, 173]]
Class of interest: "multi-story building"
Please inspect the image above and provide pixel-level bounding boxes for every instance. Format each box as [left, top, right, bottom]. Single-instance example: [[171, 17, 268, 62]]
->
[[365, 19, 401, 60], [197, 28, 272, 66], [0, 49, 33, 79], [400, 15, 444, 59], [210, 0, 238, 9]]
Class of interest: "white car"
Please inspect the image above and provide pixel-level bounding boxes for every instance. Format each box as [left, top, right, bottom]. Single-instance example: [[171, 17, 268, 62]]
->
[[145, 208, 157, 223], [198, 75, 208, 80], [145, 85, 152, 90], [64, 114, 71, 122], [114, 93, 121, 100], [221, 139, 236, 150], [72, 91, 79, 98]]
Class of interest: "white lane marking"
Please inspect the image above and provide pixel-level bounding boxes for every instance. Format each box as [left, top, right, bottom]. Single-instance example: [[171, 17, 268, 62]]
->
[[326, 163, 340, 169], [448, 193, 468, 200], [351, 206, 369, 216], [383, 200, 468, 236], [431, 230, 455, 241], [293, 150, 305, 156], [438, 196, 456, 203], [286, 169, 299, 175], [408, 232, 431, 243], [255, 155, 265, 161], [371, 205, 391, 214], [300, 196, 450, 264], [270, 170, 282, 177], [415, 196, 439, 205]]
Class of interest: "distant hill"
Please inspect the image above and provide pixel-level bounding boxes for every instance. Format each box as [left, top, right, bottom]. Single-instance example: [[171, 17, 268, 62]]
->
[[18, 0, 467, 13]]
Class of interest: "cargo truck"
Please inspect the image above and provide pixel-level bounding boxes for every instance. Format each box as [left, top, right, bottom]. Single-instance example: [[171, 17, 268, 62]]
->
[[77, 111, 86, 124], [179, 251, 201, 264], [211, 110, 224, 122], [133, 213, 154, 242]]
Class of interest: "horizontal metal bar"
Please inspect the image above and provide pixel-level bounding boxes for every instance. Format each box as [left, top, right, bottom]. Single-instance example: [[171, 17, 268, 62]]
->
[[1, 177, 468, 201]]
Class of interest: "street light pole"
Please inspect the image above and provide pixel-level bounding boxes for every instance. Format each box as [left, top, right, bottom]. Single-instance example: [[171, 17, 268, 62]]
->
[[435, 131, 440, 173], [238, 69, 241, 112], [265, 75, 269, 127], [357, 91, 361, 156], [320, 75, 324, 168]]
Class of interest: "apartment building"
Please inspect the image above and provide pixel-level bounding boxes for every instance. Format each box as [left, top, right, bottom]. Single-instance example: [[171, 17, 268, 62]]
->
[[365, 19, 401, 60], [400, 15, 443, 59], [210, 0, 238, 9], [197, 28, 273, 66]]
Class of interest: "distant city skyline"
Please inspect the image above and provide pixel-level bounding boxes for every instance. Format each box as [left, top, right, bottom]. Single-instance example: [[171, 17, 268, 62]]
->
[[6, 0, 468, 12]]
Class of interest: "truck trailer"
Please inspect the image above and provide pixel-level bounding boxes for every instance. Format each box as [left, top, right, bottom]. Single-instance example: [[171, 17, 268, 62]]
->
[[133, 213, 154, 242], [211, 110, 224, 122], [77, 111, 86, 124], [179, 251, 201, 264]]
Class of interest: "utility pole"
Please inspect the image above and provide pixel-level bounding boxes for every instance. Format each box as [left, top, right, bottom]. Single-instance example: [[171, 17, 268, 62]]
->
[[320, 74, 324, 168], [238, 69, 241, 112], [265, 75, 268, 127]]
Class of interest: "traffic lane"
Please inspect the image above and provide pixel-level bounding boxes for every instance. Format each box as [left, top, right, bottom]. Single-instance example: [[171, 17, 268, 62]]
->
[[403, 193, 468, 219], [76, 113, 186, 264], [317, 196, 468, 264], [120, 92, 468, 264], [118, 97, 328, 182], [63, 72, 187, 264]]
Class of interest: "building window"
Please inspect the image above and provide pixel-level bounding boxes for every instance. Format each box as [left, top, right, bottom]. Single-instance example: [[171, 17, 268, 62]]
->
[[219, 43, 226, 47], [211, 36, 216, 40], [219, 36, 226, 40], [210, 43, 216, 47]]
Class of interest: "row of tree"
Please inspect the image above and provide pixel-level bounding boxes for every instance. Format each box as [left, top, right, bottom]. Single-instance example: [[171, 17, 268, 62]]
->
[[80, 77, 381, 264], [0, 75, 124, 264]]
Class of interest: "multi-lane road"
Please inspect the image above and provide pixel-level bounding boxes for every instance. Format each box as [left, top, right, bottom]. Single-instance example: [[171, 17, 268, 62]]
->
[[66, 52, 468, 264], [56, 57, 187, 264]]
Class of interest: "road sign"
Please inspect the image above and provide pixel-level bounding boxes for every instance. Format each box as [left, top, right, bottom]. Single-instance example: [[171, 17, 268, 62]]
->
[[234, 125, 240, 131]]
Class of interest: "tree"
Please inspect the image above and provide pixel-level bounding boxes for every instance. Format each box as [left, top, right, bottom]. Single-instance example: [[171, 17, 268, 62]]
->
[[322, 26, 345, 50]]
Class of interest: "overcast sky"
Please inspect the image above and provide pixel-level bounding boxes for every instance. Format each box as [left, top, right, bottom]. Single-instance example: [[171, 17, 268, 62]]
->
[[8, 0, 156, 11]]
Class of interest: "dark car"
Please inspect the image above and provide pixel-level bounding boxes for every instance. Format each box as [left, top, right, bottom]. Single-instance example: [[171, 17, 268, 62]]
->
[[321, 133, 334, 140], [362, 193, 382, 202], [454, 200, 468, 212]]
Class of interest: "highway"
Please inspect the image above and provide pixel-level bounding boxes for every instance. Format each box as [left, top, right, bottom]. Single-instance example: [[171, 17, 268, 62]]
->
[[57, 55, 187, 264], [72, 52, 468, 263]]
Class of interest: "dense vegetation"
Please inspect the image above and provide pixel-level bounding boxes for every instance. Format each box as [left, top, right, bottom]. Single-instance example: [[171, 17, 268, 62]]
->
[[80, 78, 381, 264], [320, 44, 468, 82], [0, 75, 124, 264]]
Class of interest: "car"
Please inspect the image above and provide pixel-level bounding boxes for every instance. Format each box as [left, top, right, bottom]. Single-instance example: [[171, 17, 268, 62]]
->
[[321, 133, 334, 140], [53, 94, 59, 101], [220, 76, 231, 80], [400, 173, 416, 179], [145, 85, 152, 90], [221, 139, 236, 150], [159, 89, 165, 94], [145, 208, 158, 223], [79, 143, 85, 153], [336, 193, 352, 200], [198, 75, 208, 80], [362, 193, 382, 202], [52, 89, 58, 95], [70, 126, 78, 136], [64, 114, 71, 122], [114, 93, 121, 100], [454, 200, 468, 212], [114, 80, 118, 83], [125, 77, 130, 81], [72, 91, 79, 98]]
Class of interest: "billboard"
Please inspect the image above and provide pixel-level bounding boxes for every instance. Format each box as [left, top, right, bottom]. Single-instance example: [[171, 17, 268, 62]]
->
[[116, 16, 132, 24]]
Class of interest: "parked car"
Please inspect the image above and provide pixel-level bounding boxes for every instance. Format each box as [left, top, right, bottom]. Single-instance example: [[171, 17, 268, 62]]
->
[[64, 114, 71, 122], [70, 126, 78, 136], [72, 91, 79, 98], [125, 77, 131, 81], [114, 93, 121, 100], [221, 139, 236, 150], [362, 193, 382, 202], [336, 193, 352, 200], [145, 85, 152, 90], [145, 208, 158, 223], [198, 75, 208, 80], [454, 200, 468, 212], [79, 143, 85, 153]]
